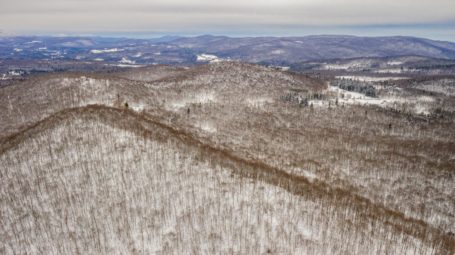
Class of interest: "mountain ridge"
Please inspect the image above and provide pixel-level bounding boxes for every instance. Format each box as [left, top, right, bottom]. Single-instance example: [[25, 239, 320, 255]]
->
[[1, 104, 454, 254], [2, 35, 455, 65]]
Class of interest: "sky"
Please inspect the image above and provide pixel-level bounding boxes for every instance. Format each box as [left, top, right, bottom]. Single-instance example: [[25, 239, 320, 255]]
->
[[1, 0, 455, 41]]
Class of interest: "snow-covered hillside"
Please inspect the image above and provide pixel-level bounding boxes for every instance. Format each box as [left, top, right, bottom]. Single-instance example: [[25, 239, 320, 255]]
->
[[0, 106, 442, 254], [1, 62, 454, 254]]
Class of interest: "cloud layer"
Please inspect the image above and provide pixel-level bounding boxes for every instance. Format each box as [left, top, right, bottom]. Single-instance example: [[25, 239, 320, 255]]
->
[[1, 0, 454, 40]]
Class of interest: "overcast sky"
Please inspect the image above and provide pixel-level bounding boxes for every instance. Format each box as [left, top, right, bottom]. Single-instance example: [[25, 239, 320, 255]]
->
[[1, 0, 454, 41]]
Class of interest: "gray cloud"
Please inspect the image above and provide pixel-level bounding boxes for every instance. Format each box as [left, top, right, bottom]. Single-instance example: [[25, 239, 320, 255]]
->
[[0, 0, 454, 40]]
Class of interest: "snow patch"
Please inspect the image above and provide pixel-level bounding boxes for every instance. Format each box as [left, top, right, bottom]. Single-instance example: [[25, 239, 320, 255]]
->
[[417, 96, 435, 103], [90, 48, 124, 54], [271, 49, 285, 55], [131, 104, 145, 112], [168, 101, 187, 110], [197, 54, 220, 63], [195, 92, 216, 104], [273, 66, 290, 71], [374, 69, 404, 74], [328, 86, 396, 107], [322, 64, 351, 70], [300, 169, 317, 182], [336, 75, 409, 82], [119, 57, 136, 64], [106, 64, 144, 68], [297, 220, 317, 241], [321, 60, 373, 70], [328, 86, 436, 115], [196, 121, 217, 133], [387, 61, 404, 66], [246, 97, 273, 107], [167, 92, 217, 111], [414, 105, 430, 115], [8, 70, 22, 76]]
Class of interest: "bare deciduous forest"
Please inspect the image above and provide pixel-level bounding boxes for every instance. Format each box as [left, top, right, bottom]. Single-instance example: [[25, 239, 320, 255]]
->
[[1, 62, 454, 254]]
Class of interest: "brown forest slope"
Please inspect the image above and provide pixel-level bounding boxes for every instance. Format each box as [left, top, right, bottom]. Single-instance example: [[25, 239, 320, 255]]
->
[[0, 105, 454, 254], [1, 62, 454, 254]]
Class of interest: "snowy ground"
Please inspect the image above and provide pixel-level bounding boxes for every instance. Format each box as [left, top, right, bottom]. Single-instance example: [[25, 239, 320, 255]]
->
[[307, 85, 436, 115], [0, 112, 438, 255], [336, 75, 409, 82], [166, 91, 217, 111], [0, 62, 454, 254], [90, 48, 124, 54], [196, 54, 222, 63]]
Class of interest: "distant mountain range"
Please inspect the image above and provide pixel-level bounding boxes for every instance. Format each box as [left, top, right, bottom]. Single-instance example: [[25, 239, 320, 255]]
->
[[168, 35, 455, 63], [1, 35, 455, 65]]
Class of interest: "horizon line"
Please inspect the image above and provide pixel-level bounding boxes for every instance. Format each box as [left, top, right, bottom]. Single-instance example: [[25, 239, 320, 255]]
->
[[1, 33, 455, 43]]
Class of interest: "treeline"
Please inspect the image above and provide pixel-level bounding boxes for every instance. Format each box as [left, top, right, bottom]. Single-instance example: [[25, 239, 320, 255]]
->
[[332, 79, 377, 97]]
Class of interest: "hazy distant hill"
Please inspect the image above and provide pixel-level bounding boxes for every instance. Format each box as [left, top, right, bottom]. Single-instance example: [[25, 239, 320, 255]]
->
[[169, 35, 455, 63], [2, 35, 455, 65]]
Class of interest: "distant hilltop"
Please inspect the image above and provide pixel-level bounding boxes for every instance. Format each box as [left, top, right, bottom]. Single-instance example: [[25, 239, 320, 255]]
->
[[1, 35, 455, 65]]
